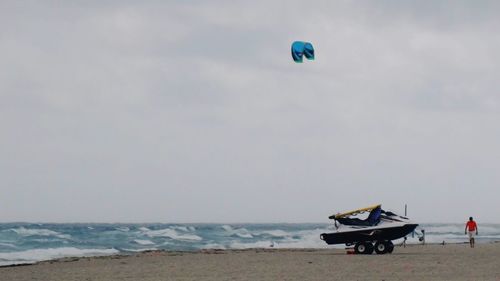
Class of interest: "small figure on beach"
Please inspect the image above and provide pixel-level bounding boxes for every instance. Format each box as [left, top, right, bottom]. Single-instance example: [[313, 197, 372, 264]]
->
[[465, 217, 478, 248]]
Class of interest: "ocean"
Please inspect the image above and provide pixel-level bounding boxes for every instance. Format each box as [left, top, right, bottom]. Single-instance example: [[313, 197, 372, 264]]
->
[[1, 223, 499, 266]]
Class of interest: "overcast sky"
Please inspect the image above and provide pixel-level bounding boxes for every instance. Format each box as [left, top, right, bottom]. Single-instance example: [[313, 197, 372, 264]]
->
[[1, 1, 500, 223]]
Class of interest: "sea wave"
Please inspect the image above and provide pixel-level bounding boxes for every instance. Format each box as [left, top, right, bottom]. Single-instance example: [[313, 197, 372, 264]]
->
[[0, 247, 119, 266], [171, 226, 190, 232], [270, 229, 331, 249], [121, 247, 158, 253], [140, 228, 202, 241], [200, 243, 226, 249], [0, 242, 17, 249], [221, 225, 253, 238], [1, 223, 499, 266], [422, 224, 500, 234], [423, 225, 464, 234], [133, 239, 155, 245], [8, 227, 71, 239], [255, 230, 291, 237], [116, 227, 130, 232]]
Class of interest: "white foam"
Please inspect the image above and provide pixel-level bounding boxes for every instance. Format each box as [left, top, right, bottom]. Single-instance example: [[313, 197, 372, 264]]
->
[[116, 227, 130, 232], [121, 247, 158, 252], [0, 242, 16, 248], [141, 228, 202, 241], [9, 227, 71, 239], [200, 243, 226, 249], [273, 229, 330, 248], [31, 239, 54, 243], [221, 225, 233, 232], [0, 247, 119, 266], [221, 225, 253, 238], [256, 230, 290, 237], [171, 226, 189, 232], [133, 239, 155, 245], [226, 228, 332, 249], [234, 230, 253, 238]]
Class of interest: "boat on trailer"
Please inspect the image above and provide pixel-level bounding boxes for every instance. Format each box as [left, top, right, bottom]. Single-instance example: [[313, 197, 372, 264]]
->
[[320, 204, 418, 254]]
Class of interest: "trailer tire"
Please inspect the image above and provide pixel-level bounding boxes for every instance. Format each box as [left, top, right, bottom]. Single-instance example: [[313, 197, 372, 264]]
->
[[387, 241, 394, 253], [355, 242, 374, 255], [375, 241, 388, 254], [354, 242, 367, 254]]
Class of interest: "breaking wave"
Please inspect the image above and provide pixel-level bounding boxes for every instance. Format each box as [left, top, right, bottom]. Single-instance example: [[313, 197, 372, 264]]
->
[[116, 227, 130, 232], [8, 227, 71, 239], [0, 247, 118, 266], [221, 225, 253, 238], [133, 239, 155, 245], [0, 242, 16, 249], [255, 230, 290, 237], [139, 227, 202, 241], [0, 223, 499, 266]]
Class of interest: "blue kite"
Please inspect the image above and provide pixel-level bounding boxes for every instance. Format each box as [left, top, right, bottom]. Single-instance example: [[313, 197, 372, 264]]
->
[[291, 41, 315, 63]]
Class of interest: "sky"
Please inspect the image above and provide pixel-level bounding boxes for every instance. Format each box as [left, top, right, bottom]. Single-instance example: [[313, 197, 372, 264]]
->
[[1, 1, 500, 223]]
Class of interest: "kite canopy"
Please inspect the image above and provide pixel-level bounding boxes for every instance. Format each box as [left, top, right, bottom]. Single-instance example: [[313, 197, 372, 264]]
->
[[291, 41, 315, 63]]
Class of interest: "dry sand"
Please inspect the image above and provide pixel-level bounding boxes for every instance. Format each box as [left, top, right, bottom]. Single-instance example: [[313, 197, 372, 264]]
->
[[1, 243, 500, 281]]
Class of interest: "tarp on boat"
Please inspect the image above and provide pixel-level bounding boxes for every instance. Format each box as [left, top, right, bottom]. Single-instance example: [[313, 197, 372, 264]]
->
[[335, 206, 382, 226], [329, 204, 381, 220]]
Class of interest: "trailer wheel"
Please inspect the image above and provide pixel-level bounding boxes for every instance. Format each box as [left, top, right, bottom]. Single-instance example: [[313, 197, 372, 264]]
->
[[374, 241, 388, 254], [387, 241, 394, 253], [354, 242, 366, 254], [355, 242, 373, 255]]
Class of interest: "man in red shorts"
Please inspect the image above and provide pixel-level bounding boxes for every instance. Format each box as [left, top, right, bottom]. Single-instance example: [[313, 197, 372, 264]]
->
[[465, 217, 478, 248]]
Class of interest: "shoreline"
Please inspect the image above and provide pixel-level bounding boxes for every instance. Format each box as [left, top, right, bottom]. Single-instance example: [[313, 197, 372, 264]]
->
[[2, 243, 500, 280], [2, 240, 499, 269]]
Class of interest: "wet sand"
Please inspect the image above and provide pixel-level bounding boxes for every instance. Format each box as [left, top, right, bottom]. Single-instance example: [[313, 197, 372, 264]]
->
[[1, 243, 500, 281]]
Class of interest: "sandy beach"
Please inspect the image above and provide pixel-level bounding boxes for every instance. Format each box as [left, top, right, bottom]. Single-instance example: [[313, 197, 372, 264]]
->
[[1, 243, 500, 281]]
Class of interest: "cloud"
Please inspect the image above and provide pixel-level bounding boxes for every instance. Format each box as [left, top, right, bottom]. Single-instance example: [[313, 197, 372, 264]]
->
[[1, 1, 500, 222]]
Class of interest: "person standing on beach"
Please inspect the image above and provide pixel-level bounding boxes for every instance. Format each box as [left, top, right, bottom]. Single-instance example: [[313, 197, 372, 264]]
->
[[465, 217, 478, 248]]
